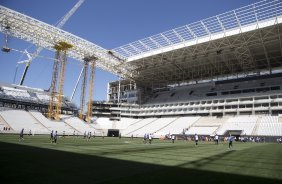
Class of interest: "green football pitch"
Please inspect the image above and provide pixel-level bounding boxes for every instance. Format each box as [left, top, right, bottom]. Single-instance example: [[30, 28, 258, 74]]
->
[[0, 134, 281, 184]]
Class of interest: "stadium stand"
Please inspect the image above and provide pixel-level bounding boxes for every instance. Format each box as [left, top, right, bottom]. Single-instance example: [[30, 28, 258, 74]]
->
[[60, 115, 96, 134], [121, 118, 157, 136], [92, 117, 114, 130], [0, 114, 11, 132], [130, 117, 177, 137], [156, 116, 200, 136], [36, 93, 54, 103], [216, 116, 258, 135], [29, 111, 75, 135], [256, 116, 282, 136], [1, 0, 282, 140], [0, 108, 49, 134], [0, 83, 77, 115], [0, 104, 281, 137], [185, 116, 228, 135], [113, 118, 140, 130], [117, 75, 282, 117], [186, 126, 218, 135], [1, 67, 282, 138]]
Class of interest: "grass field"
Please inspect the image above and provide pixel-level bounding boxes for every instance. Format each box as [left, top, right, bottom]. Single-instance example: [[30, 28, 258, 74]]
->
[[0, 134, 281, 184]]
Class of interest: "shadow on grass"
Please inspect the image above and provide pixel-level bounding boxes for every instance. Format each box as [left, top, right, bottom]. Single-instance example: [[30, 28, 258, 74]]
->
[[0, 141, 280, 184]]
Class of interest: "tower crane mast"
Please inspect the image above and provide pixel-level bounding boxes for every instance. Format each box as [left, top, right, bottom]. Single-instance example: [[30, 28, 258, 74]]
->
[[48, 42, 73, 120], [0, 3, 130, 121], [79, 60, 88, 119], [86, 57, 97, 122]]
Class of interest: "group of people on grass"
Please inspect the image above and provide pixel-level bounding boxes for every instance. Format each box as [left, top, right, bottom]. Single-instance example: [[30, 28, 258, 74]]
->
[[193, 133, 234, 149], [239, 136, 265, 143], [18, 128, 281, 148], [143, 133, 153, 144], [83, 131, 96, 140], [165, 133, 235, 148], [50, 130, 58, 143]]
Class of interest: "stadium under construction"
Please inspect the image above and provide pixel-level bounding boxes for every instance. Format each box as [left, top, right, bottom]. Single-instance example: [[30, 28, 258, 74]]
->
[[0, 0, 282, 140]]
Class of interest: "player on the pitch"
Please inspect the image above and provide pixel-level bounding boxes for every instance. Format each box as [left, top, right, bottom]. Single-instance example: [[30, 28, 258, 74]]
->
[[195, 134, 199, 146]]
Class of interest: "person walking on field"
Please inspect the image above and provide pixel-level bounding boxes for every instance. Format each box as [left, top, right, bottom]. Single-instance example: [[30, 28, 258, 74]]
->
[[143, 133, 147, 144], [19, 128, 24, 141], [228, 134, 235, 149], [195, 134, 199, 146], [171, 135, 175, 143], [214, 134, 219, 145], [87, 132, 91, 141], [50, 130, 54, 143], [149, 133, 152, 144], [53, 131, 58, 144]]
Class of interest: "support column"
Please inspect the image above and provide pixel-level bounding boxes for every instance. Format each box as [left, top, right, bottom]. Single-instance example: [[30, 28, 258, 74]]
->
[[79, 60, 88, 119], [86, 57, 97, 122], [48, 50, 60, 119], [55, 49, 67, 120], [48, 41, 73, 120]]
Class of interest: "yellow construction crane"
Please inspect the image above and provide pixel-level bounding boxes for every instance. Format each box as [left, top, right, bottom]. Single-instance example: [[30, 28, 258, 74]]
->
[[48, 41, 73, 120], [85, 57, 97, 122], [16, 0, 85, 86], [79, 60, 88, 119], [47, 50, 60, 119]]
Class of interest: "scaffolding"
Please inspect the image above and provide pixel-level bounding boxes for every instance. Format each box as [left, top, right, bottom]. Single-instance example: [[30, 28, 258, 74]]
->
[[86, 57, 97, 122], [48, 41, 73, 120], [79, 60, 88, 119], [0, 5, 130, 78], [47, 50, 60, 119]]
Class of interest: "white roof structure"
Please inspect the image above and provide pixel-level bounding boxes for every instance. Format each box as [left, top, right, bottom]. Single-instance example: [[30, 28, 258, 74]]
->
[[113, 0, 282, 61], [1, 0, 282, 86], [111, 0, 282, 86], [0, 4, 130, 78]]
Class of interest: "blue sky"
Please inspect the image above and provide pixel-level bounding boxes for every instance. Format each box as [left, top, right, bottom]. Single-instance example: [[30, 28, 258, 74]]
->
[[0, 0, 258, 106]]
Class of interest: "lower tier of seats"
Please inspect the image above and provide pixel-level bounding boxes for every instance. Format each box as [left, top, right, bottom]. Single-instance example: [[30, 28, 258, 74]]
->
[[0, 107, 281, 137]]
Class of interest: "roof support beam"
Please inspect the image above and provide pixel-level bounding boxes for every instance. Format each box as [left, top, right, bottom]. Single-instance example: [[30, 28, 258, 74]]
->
[[0, 5, 131, 78], [258, 30, 273, 73]]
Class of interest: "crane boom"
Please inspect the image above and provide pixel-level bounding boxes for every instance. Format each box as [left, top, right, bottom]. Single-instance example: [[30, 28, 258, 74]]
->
[[18, 0, 84, 85], [56, 0, 84, 28]]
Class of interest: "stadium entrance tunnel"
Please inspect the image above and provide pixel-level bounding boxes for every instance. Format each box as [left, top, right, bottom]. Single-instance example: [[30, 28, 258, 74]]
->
[[225, 130, 242, 136], [107, 129, 119, 137], [224, 130, 242, 140]]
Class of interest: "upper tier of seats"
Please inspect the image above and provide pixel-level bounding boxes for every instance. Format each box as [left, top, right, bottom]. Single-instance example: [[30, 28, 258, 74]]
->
[[0, 85, 75, 108], [115, 75, 282, 117], [145, 75, 282, 105]]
